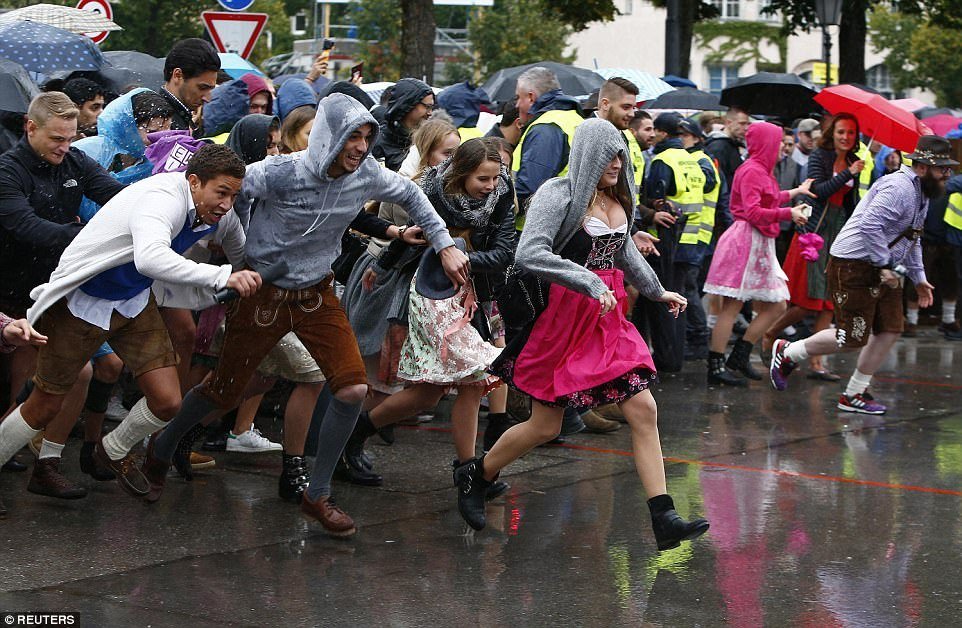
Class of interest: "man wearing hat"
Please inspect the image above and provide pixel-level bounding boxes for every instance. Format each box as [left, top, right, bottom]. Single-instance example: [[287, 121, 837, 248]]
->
[[771, 135, 957, 414]]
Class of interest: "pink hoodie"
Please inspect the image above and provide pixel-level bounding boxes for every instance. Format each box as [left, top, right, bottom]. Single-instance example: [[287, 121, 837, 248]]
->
[[729, 121, 793, 238]]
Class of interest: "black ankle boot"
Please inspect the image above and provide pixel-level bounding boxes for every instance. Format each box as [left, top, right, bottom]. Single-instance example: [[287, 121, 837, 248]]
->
[[344, 411, 378, 473], [452, 459, 509, 500], [2, 458, 26, 472], [278, 454, 310, 503], [483, 413, 516, 452], [173, 424, 206, 481], [707, 352, 746, 387], [333, 456, 383, 486], [79, 441, 115, 481], [647, 494, 710, 551], [453, 456, 492, 530], [726, 339, 762, 380]]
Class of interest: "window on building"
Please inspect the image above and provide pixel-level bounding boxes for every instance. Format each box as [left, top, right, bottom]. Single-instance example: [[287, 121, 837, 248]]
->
[[866, 64, 902, 99], [707, 64, 741, 94], [710, 0, 741, 19], [758, 0, 780, 23]]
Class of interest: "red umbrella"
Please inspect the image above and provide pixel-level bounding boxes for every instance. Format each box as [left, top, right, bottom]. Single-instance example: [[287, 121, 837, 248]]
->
[[920, 114, 962, 136], [814, 84, 927, 152]]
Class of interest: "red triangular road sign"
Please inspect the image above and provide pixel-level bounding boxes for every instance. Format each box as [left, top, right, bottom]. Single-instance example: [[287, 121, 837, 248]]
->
[[201, 11, 268, 59]]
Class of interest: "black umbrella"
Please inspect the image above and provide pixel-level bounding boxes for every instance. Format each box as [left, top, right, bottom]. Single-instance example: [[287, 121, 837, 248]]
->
[[0, 58, 39, 113], [482, 61, 603, 102], [720, 72, 820, 118], [100, 51, 165, 92], [643, 87, 720, 111]]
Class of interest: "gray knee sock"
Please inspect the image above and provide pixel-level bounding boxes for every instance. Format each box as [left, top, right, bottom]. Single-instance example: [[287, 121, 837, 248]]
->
[[305, 396, 363, 501], [153, 388, 219, 463]]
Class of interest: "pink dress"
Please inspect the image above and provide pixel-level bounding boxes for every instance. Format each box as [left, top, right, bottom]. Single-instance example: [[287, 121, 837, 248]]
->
[[704, 122, 794, 302]]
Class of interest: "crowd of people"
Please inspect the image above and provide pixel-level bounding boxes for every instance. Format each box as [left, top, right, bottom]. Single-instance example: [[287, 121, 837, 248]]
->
[[0, 37, 959, 553]]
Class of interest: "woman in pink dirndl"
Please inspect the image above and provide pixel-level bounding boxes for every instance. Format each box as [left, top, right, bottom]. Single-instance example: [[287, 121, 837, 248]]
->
[[703, 121, 814, 385], [459, 119, 709, 552]]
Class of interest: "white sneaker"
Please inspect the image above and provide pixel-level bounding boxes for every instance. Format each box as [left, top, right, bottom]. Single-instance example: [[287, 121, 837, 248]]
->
[[226, 427, 282, 453], [105, 396, 129, 422]]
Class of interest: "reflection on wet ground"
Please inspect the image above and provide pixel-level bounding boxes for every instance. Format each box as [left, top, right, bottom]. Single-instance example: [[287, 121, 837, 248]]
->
[[2, 336, 961, 626]]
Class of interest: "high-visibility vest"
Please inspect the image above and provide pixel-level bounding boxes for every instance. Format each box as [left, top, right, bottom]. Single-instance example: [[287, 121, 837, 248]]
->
[[651, 147, 707, 245], [511, 108, 584, 176], [458, 126, 483, 143], [623, 129, 646, 188], [691, 149, 718, 244], [946, 192, 962, 231], [856, 142, 875, 196]]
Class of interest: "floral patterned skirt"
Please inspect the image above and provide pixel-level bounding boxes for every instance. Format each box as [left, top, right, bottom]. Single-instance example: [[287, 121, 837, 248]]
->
[[397, 276, 502, 388], [704, 221, 790, 303], [489, 268, 656, 409]]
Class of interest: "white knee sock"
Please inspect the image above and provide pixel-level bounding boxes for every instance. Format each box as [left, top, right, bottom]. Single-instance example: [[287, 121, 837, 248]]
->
[[943, 302, 956, 324], [101, 397, 166, 461], [784, 340, 810, 363], [38, 439, 64, 460], [0, 407, 40, 465], [906, 308, 919, 325], [845, 369, 873, 397]]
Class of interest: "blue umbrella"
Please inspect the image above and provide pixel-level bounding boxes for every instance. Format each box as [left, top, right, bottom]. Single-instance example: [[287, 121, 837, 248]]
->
[[218, 52, 265, 80], [0, 20, 106, 74]]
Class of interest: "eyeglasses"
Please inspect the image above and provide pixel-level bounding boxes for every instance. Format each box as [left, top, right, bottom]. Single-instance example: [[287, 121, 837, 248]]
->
[[937, 166, 955, 176], [418, 100, 436, 111]]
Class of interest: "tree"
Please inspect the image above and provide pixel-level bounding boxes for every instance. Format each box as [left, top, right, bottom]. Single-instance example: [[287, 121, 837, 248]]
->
[[541, 0, 619, 31], [650, 0, 720, 77], [466, 0, 574, 78], [350, 0, 403, 81], [400, 0, 436, 83]]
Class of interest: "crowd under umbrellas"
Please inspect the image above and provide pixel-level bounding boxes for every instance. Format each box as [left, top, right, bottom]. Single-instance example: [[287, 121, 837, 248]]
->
[[0, 12, 961, 626]]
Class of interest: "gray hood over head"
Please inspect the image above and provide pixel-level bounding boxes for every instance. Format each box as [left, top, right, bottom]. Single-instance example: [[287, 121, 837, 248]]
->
[[304, 92, 380, 182], [515, 118, 663, 301]]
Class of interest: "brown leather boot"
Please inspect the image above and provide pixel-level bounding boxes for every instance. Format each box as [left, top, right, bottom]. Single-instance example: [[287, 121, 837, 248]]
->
[[301, 493, 356, 538], [94, 437, 149, 497], [581, 410, 621, 433], [27, 457, 87, 499], [141, 434, 169, 503]]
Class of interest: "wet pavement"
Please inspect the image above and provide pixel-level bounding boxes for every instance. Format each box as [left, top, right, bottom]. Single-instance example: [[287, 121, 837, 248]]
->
[[2, 332, 961, 627]]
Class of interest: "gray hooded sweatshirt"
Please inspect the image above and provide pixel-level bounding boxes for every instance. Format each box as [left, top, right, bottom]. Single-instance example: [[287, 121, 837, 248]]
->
[[237, 92, 455, 290], [516, 118, 665, 301]]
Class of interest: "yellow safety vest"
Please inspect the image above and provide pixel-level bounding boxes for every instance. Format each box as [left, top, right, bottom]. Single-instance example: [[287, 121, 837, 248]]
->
[[512, 109, 584, 176], [651, 147, 707, 245], [623, 129, 646, 188], [691, 149, 718, 244], [946, 192, 962, 231], [856, 143, 875, 196], [458, 126, 483, 143], [205, 132, 229, 145]]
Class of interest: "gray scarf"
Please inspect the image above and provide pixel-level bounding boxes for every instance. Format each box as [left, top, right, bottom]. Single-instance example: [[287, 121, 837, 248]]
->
[[421, 157, 508, 229]]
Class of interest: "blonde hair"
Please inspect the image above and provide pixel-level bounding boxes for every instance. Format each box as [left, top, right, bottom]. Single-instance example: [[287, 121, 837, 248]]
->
[[279, 106, 315, 154], [412, 116, 458, 177], [28, 92, 79, 127]]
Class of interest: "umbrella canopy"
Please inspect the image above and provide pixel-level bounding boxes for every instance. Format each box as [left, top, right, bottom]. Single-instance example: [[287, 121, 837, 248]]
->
[[720, 72, 820, 119], [100, 51, 164, 92], [643, 87, 720, 111], [594, 68, 674, 102], [0, 4, 122, 34], [218, 53, 266, 80], [0, 21, 107, 74], [0, 58, 39, 113], [482, 61, 603, 102], [662, 75, 697, 88], [915, 107, 962, 119], [919, 114, 962, 137], [889, 97, 929, 113], [814, 84, 926, 153]]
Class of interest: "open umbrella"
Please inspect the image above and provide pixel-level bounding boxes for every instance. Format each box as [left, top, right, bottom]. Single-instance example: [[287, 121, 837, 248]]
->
[[100, 50, 165, 92], [720, 72, 820, 118], [915, 107, 962, 119], [0, 21, 107, 74], [482, 61, 603, 102], [889, 97, 929, 113], [218, 53, 266, 80], [0, 58, 39, 113], [643, 87, 720, 111], [0, 4, 122, 34], [595, 68, 674, 102], [919, 114, 962, 137], [814, 84, 926, 153]]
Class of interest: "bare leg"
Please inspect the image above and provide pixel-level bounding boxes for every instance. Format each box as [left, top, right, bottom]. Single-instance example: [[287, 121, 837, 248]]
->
[[3, 346, 37, 418], [486, 337, 507, 414], [160, 308, 197, 395], [44, 362, 93, 446], [764, 304, 810, 351], [232, 394, 263, 436], [483, 402, 563, 481], [743, 301, 786, 344], [368, 383, 445, 429], [854, 332, 900, 376], [283, 382, 324, 456], [808, 310, 834, 372], [620, 389, 667, 498], [709, 297, 743, 353], [451, 385, 484, 462]]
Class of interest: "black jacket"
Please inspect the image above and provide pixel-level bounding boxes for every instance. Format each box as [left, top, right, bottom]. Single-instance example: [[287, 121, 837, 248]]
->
[[161, 87, 196, 134], [0, 138, 124, 307], [801, 146, 859, 233], [376, 175, 517, 302], [372, 78, 432, 172]]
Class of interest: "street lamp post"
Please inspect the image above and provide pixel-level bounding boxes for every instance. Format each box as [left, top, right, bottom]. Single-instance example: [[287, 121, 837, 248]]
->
[[815, 0, 843, 87]]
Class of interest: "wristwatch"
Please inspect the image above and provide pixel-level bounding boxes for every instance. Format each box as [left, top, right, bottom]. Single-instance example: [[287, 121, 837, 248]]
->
[[397, 225, 408, 239]]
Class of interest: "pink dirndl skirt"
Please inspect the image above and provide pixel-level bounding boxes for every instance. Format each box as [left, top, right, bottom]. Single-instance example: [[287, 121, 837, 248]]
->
[[503, 268, 656, 408], [704, 221, 789, 303]]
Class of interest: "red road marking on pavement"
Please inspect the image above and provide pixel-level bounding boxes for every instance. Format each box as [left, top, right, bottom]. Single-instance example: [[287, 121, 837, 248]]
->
[[873, 376, 962, 390], [399, 425, 962, 497]]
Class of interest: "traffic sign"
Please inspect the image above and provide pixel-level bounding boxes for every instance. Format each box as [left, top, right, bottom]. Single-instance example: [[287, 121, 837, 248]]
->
[[77, 0, 112, 44], [217, 0, 256, 10], [201, 11, 269, 60]]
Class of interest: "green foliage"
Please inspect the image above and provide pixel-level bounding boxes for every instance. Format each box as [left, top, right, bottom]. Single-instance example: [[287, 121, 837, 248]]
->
[[467, 0, 574, 79], [539, 0, 618, 32], [349, 0, 403, 81], [694, 20, 788, 71]]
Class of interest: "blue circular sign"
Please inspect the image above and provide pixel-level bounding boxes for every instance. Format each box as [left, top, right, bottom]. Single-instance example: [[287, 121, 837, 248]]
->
[[217, 0, 255, 10]]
